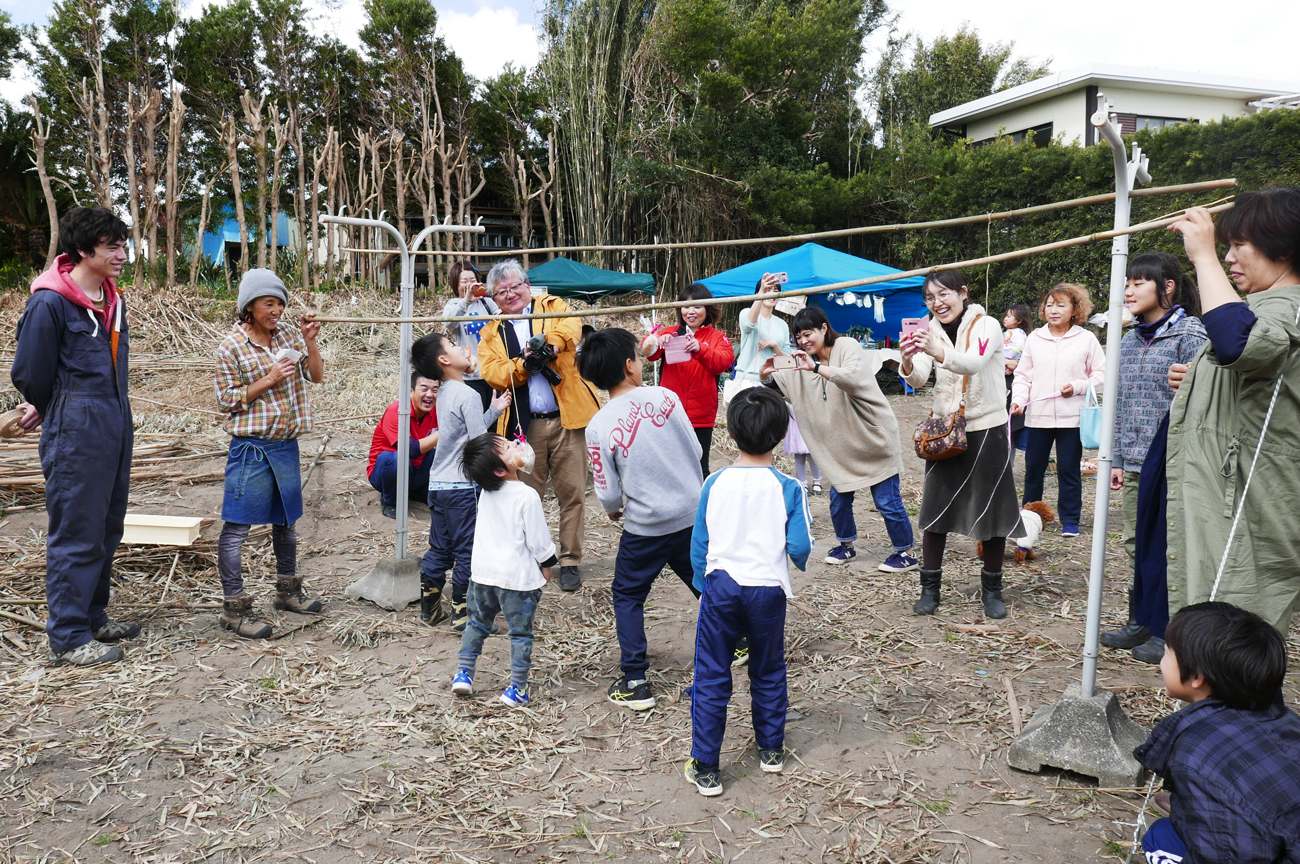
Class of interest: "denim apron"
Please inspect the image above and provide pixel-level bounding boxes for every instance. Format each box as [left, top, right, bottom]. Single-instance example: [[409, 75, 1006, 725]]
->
[[221, 436, 303, 525]]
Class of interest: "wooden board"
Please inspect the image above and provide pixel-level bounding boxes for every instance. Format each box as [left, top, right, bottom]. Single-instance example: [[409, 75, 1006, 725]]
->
[[121, 513, 204, 546]]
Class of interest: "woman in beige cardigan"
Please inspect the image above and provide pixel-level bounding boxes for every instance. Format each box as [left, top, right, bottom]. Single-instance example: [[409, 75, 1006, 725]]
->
[[761, 307, 917, 573], [901, 271, 1022, 619]]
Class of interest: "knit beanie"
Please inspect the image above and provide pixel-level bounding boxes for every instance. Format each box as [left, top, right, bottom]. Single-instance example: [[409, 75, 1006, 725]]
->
[[237, 268, 289, 314]]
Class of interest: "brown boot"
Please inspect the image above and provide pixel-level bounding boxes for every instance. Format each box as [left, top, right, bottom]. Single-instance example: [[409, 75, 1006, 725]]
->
[[274, 577, 323, 614], [220, 594, 272, 639]]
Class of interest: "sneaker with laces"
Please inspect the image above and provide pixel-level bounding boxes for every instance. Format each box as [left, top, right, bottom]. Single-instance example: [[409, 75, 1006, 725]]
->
[[500, 684, 530, 707], [92, 620, 141, 642], [1061, 524, 1080, 537], [877, 551, 919, 573], [49, 640, 124, 667], [824, 544, 856, 565], [558, 566, 582, 592], [451, 668, 474, 696], [759, 747, 785, 773], [684, 758, 723, 796], [607, 676, 656, 710], [731, 636, 750, 668], [811, 481, 823, 495]]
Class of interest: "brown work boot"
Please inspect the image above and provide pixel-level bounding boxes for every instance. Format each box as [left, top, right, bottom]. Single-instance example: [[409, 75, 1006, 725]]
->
[[220, 594, 272, 639], [273, 577, 324, 614]]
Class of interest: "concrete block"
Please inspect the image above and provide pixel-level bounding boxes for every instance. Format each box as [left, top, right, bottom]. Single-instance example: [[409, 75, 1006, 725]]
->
[[345, 556, 420, 611], [1008, 682, 1149, 788]]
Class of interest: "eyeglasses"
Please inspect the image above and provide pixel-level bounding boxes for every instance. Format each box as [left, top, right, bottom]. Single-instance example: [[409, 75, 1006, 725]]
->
[[923, 289, 962, 307], [494, 281, 529, 295]]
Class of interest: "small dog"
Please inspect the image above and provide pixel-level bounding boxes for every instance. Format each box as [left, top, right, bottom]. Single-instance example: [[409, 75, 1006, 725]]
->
[[976, 501, 1057, 563]]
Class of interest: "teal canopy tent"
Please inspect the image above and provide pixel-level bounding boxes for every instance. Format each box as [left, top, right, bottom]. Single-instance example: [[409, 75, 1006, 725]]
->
[[526, 257, 654, 303]]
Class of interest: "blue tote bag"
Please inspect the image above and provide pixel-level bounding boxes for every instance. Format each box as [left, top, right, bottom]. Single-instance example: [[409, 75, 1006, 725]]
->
[[1079, 380, 1103, 450]]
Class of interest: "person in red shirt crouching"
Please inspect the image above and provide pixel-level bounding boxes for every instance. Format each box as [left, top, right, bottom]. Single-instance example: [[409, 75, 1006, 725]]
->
[[368, 371, 440, 518]]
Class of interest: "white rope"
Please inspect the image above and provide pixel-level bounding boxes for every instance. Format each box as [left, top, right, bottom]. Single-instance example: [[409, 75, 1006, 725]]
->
[[1206, 301, 1300, 603], [1126, 774, 1160, 864]]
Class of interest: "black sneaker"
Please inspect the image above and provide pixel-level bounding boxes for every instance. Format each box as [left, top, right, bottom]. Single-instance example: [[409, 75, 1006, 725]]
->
[[607, 676, 656, 711], [759, 747, 785, 773], [684, 759, 723, 796], [558, 566, 582, 592], [381, 502, 396, 519], [731, 636, 750, 668]]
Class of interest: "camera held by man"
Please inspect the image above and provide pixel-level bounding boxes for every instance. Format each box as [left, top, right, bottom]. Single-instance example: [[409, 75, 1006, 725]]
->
[[524, 334, 563, 386]]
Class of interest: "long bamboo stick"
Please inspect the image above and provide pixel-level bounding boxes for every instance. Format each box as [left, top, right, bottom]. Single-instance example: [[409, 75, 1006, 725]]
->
[[337, 179, 1236, 258], [311, 202, 1234, 326]]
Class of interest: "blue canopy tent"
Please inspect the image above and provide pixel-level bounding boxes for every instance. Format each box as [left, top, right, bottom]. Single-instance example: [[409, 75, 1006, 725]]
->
[[697, 242, 927, 346]]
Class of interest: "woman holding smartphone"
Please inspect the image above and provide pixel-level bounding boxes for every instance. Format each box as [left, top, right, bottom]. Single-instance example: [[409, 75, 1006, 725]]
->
[[440, 260, 498, 410]]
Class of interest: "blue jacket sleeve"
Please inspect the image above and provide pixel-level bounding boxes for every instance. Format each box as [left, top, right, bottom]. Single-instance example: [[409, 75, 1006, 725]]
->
[[1201, 303, 1255, 366], [780, 472, 813, 571], [11, 295, 62, 418], [691, 473, 718, 594]]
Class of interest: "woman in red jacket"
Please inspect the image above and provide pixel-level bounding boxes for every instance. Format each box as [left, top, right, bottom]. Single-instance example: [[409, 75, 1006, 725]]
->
[[649, 283, 735, 478]]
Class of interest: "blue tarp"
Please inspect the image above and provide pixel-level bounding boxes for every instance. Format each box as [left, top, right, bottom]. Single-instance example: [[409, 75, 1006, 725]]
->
[[201, 209, 293, 265], [698, 242, 927, 345]]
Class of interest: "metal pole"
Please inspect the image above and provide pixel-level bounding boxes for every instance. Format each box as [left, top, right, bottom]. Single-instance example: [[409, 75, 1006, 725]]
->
[[1080, 96, 1151, 697], [319, 215, 483, 562]]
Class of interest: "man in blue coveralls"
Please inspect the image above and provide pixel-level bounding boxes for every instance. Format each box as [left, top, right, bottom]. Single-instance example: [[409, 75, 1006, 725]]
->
[[11, 207, 140, 666]]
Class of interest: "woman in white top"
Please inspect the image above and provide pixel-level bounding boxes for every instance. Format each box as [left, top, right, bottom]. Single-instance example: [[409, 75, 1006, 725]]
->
[[440, 260, 499, 410], [735, 274, 788, 381]]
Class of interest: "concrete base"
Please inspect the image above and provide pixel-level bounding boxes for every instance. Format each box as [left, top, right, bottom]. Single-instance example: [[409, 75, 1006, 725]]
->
[[345, 556, 420, 611], [1008, 682, 1149, 788]]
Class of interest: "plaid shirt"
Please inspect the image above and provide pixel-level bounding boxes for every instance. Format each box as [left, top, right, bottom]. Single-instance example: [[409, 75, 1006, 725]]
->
[[1134, 694, 1300, 863], [214, 324, 316, 440]]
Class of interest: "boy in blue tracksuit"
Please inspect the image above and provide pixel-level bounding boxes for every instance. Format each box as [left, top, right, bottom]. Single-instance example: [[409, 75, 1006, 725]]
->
[[10, 207, 138, 666], [686, 386, 812, 796]]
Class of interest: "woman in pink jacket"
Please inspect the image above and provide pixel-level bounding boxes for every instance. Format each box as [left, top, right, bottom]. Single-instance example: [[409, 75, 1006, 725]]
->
[[1011, 283, 1105, 537]]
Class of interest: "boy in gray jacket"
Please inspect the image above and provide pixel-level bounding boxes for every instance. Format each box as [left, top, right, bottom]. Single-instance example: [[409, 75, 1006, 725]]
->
[[578, 328, 704, 711]]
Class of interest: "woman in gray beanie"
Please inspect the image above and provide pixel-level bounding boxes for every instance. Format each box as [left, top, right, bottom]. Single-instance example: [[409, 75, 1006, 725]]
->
[[212, 269, 326, 638]]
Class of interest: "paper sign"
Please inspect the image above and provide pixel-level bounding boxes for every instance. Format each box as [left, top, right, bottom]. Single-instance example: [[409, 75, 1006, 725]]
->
[[274, 347, 302, 363], [775, 295, 806, 316], [663, 335, 692, 364]]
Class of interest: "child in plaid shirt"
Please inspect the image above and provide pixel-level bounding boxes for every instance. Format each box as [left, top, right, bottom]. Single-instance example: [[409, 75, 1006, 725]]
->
[[1134, 602, 1300, 863]]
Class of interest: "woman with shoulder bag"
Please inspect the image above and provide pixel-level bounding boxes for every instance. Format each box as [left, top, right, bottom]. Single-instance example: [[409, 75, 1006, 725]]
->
[[900, 271, 1022, 619]]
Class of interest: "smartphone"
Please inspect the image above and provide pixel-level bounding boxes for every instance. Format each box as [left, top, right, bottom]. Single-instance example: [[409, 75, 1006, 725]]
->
[[772, 354, 799, 370], [900, 318, 924, 343], [772, 272, 789, 284]]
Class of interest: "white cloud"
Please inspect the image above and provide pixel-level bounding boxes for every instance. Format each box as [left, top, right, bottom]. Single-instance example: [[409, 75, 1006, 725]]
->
[[438, 5, 539, 81]]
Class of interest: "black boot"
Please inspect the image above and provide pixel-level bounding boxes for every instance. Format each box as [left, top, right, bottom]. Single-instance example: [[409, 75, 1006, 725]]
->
[[1131, 635, 1165, 665], [980, 569, 1007, 619], [421, 582, 449, 626], [1100, 588, 1150, 649], [913, 569, 941, 615]]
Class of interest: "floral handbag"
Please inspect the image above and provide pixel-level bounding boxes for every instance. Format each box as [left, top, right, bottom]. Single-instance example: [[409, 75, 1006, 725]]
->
[[912, 314, 982, 461]]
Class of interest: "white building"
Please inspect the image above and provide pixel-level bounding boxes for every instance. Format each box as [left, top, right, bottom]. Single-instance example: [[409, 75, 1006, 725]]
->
[[929, 64, 1300, 146]]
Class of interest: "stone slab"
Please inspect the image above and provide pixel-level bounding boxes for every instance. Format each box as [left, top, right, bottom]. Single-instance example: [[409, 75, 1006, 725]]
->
[[344, 556, 421, 611], [1008, 682, 1149, 788]]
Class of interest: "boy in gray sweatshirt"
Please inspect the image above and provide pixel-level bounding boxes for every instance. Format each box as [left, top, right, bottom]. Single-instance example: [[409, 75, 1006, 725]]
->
[[578, 328, 705, 711], [412, 332, 509, 630]]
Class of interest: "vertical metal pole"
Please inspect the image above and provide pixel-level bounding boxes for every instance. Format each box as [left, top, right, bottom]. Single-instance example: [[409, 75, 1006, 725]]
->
[[1081, 96, 1150, 697], [394, 244, 414, 559]]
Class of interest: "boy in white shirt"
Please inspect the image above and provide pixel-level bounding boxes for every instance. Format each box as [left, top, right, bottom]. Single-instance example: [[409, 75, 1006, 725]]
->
[[686, 387, 813, 796], [450, 433, 557, 708]]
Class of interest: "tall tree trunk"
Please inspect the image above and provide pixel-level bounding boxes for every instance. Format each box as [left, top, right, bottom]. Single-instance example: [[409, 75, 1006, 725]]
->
[[221, 114, 250, 274], [27, 97, 59, 269], [140, 87, 163, 286], [164, 87, 185, 287], [123, 87, 145, 288], [189, 168, 221, 286], [240, 91, 270, 268], [268, 105, 288, 272], [292, 105, 309, 292]]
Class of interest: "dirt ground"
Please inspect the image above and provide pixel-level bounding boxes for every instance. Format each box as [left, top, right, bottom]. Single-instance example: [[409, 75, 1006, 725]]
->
[[2, 290, 1298, 864]]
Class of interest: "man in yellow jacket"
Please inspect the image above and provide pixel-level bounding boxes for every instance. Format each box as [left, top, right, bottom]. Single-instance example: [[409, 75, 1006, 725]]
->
[[478, 260, 600, 591]]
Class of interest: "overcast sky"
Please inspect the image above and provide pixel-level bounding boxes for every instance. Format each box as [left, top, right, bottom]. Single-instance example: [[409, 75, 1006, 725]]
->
[[3, 0, 1297, 104]]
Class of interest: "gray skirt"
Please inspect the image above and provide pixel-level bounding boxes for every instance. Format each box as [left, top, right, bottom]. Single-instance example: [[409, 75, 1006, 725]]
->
[[918, 425, 1023, 541]]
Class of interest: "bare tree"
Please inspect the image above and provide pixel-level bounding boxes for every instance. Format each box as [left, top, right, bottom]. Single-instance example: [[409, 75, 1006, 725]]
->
[[268, 104, 289, 271], [220, 113, 250, 274], [27, 97, 59, 269], [240, 90, 269, 268], [164, 86, 185, 286]]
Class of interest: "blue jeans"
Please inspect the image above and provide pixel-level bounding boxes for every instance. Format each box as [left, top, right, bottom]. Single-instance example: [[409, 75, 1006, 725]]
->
[[691, 570, 787, 769], [1023, 427, 1083, 526], [828, 475, 914, 550], [421, 487, 478, 595], [612, 526, 699, 679], [457, 581, 542, 690], [368, 448, 434, 507]]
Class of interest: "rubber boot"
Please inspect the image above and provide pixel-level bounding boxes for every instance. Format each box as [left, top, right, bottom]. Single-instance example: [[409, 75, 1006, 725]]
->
[[274, 577, 324, 613], [220, 594, 272, 639], [451, 583, 469, 633], [1100, 588, 1150, 649], [980, 569, 1007, 619], [421, 582, 449, 626], [913, 569, 941, 615]]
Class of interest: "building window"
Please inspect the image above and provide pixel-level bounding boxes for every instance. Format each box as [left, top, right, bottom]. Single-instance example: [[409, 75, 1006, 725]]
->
[[1114, 113, 1190, 134], [1009, 122, 1053, 147]]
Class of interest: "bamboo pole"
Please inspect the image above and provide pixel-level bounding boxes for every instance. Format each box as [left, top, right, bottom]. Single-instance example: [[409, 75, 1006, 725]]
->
[[311, 202, 1234, 326], [337, 179, 1236, 259]]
